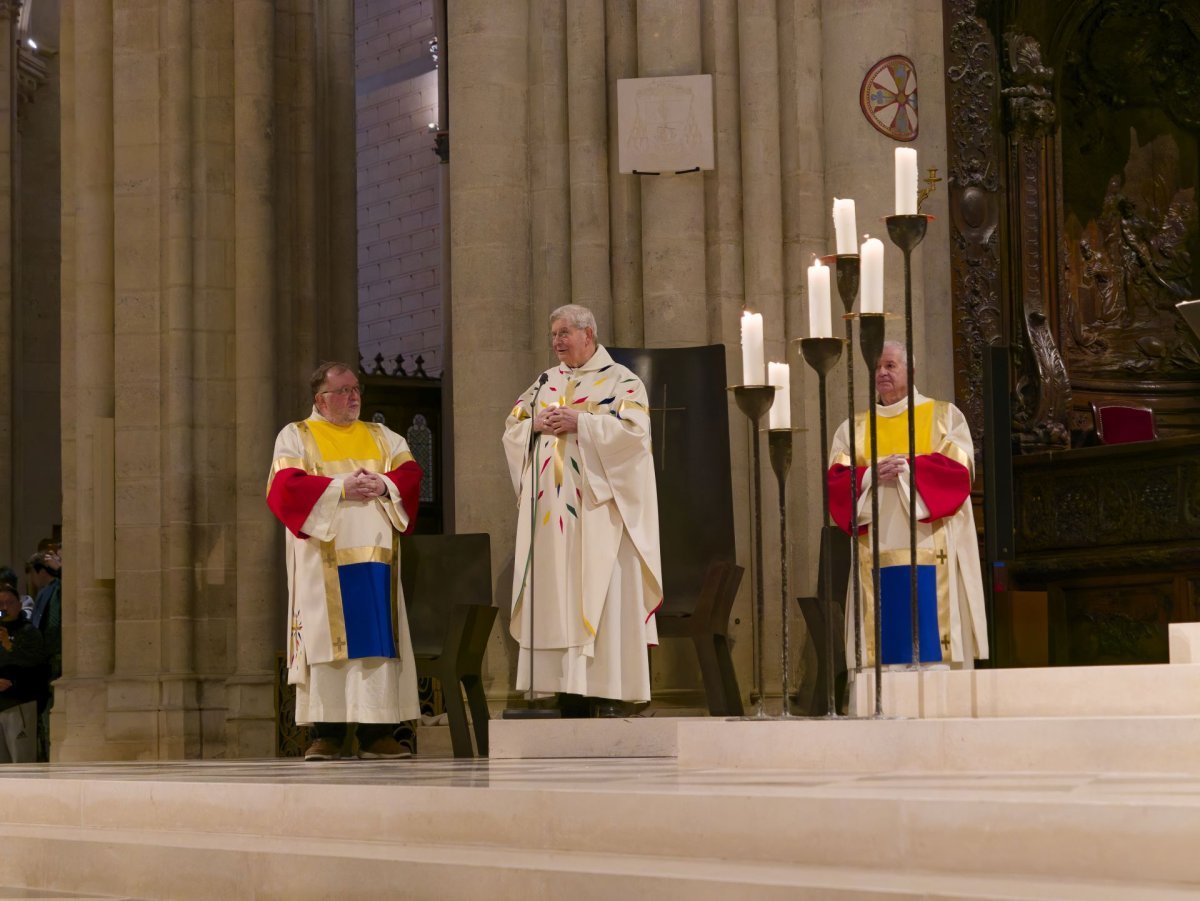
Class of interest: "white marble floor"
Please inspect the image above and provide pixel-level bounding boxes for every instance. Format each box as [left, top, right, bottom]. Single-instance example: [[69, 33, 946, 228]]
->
[[1, 755, 1199, 898]]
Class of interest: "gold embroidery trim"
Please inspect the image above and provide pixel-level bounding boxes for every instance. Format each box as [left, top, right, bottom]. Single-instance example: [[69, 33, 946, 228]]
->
[[266, 455, 305, 496], [335, 546, 393, 567]]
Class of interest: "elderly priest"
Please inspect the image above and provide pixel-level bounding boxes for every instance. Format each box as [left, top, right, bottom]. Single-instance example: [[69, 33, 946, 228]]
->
[[267, 362, 423, 760], [503, 304, 664, 713], [827, 341, 988, 670]]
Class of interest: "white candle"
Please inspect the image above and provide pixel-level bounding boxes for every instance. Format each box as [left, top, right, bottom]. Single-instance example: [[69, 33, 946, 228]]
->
[[895, 147, 918, 215], [740, 311, 765, 385], [807, 260, 832, 338], [833, 198, 857, 255], [768, 362, 791, 429], [860, 236, 885, 313]]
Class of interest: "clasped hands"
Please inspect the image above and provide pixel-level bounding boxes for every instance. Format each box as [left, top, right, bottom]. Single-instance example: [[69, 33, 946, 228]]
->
[[343, 468, 388, 501], [873, 454, 908, 483], [534, 406, 579, 436]]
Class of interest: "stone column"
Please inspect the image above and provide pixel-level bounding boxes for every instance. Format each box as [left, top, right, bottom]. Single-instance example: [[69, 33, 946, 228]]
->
[[779, 0, 828, 691], [227, 0, 278, 758], [448, 0, 531, 697], [158, 0, 199, 754], [737, 0, 788, 700], [605, 0, 642, 346], [637, 0, 706, 347], [53, 0, 117, 761], [565, 1, 612, 337], [321, 0, 358, 365], [527, 0, 569, 336]]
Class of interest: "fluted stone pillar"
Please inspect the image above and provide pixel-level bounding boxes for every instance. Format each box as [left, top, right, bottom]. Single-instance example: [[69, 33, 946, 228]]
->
[[528, 0, 570, 336], [779, 1, 828, 689], [54, 0, 117, 761], [228, 0, 279, 759], [637, 0, 706, 347], [566, 1, 612, 337], [605, 0, 642, 346], [820, 0, 953, 395], [51, 0, 355, 761], [448, 0, 532, 697]]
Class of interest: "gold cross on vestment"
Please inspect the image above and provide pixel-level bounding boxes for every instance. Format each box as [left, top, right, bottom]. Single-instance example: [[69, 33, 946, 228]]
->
[[332, 636, 348, 655], [935, 548, 948, 564], [648, 382, 687, 472]]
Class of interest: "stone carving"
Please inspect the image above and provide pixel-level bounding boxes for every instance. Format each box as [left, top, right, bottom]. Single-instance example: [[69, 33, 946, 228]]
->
[[944, 0, 1005, 452], [1064, 130, 1198, 377]]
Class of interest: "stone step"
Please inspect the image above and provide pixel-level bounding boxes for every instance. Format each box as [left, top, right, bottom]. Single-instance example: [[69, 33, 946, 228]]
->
[[851, 663, 1200, 718], [489, 713, 681, 758], [678, 715, 1200, 775]]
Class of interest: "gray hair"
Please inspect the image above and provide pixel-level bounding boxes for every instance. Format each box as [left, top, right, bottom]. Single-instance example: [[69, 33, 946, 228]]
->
[[882, 340, 908, 365], [550, 304, 597, 337]]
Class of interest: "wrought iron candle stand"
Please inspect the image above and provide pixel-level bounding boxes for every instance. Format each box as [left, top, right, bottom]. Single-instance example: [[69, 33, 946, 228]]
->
[[857, 312, 886, 716], [730, 384, 776, 719], [797, 336, 844, 717], [768, 427, 795, 717], [885, 214, 930, 672], [819, 253, 863, 675]]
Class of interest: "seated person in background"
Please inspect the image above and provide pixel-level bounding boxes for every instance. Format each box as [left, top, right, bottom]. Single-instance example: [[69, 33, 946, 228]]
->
[[0, 585, 49, 763], [0, 566, 32, 618]]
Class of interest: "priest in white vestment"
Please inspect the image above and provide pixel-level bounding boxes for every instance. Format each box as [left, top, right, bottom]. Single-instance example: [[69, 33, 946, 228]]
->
[[267, 362, 423, 760], [827, 342, 988, 670], [502, 304, 664, 709]]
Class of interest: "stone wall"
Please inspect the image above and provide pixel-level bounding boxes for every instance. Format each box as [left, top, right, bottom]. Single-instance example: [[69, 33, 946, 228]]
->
[[356, 0, 442, 375]]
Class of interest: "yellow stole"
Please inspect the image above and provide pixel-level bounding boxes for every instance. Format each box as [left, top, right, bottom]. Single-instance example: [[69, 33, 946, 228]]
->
[[858, 400, 935, 463]]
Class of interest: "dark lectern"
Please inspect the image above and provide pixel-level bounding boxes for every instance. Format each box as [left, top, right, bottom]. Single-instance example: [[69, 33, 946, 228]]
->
[[608, 344, 745, 716]]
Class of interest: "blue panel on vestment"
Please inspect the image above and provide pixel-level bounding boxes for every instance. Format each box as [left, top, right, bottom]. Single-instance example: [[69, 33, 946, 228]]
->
[[879, 564, 941, 664], [338, 562, 397, 659]]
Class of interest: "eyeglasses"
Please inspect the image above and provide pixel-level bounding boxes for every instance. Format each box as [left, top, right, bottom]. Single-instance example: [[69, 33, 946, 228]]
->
[[319, 385, 362, 398]]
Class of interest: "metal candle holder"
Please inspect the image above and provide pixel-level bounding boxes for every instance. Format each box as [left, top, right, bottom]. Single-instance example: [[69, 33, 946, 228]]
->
[[768, 428, 794, 717], [857, 312, 886, 716], [886, 213, 930, 673], [820, 253, 863, 674], [797, 336, 844, 717], [730, 384, 776, 719]]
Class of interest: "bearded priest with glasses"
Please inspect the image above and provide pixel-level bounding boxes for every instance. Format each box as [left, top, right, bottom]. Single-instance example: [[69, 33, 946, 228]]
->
[[267, 361, 423, 760]]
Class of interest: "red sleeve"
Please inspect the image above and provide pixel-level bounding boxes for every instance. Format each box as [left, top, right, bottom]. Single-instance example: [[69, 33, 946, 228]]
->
[[384, 459, 423, 535], [266, 468, 333, 539], [913, 452, 971, 522], [827, 464, 869, 536]]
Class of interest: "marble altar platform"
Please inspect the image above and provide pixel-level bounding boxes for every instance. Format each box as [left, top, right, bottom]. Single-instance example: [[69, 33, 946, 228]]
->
[[3, 624, 1200, 898]]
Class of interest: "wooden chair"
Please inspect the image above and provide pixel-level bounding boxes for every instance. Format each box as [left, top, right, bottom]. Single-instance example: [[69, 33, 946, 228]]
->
[[401, 532, 497, 757], [655, 559, 745, 716], [1091, 402, 1158, 445]]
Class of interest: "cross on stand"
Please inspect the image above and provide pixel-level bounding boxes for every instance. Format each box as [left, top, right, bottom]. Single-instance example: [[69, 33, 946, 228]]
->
[[648, 382, 687, 472]]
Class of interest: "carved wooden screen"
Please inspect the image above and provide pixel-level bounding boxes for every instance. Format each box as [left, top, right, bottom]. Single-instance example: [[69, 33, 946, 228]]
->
[[943, 0, 1200, 448]]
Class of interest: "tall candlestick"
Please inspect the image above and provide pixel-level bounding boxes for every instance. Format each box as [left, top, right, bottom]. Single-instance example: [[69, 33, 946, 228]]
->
[[768, 361, 791, 429], [860, 236, 885, 313], [895, 148, 918, 215], [833, 198, 857, 255], [741, 311, 765, 385], [807, 261, 832, 338]]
